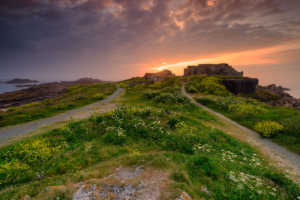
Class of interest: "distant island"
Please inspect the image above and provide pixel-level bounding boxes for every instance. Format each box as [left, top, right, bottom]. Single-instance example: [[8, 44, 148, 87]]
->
[[61, 77, 109, 84], [5, 78, 39, 84]]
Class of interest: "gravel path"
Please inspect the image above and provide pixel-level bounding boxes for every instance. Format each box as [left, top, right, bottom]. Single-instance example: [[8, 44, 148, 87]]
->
[[0, 85, 123, 144], [182, 82, 300, 179]]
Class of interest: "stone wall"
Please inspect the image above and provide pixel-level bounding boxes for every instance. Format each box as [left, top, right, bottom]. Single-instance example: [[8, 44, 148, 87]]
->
[[222, 78, 259, 94], [184, 63, 243, 77]]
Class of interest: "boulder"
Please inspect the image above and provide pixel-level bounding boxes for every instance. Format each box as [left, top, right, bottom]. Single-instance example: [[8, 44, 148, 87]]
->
[[222, 78, 259, 94]]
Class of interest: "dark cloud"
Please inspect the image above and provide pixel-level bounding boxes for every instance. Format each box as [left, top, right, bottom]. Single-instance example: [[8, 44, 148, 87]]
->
[[0, 0, 300, 80]]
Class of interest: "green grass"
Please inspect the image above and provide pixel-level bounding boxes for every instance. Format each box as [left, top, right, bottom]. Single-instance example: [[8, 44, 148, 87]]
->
[[185, 75, 300, 155], [0, 83, 117, 127], [195, 95, 300, 154], [0, 79, 299, 199]]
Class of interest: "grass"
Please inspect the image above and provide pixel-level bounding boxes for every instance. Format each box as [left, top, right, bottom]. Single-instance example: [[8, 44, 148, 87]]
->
[[0, 79, 299, 199], [0, 83, 117, 128], [184, 75, 300, 155], [195, 95, 300, 154]]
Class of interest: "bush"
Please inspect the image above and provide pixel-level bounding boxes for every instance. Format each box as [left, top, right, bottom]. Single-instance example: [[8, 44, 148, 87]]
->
[[118, 83, 130, 88], [92, 93, 105, 100], [141, 90, 161, 99], [253, 121, 284, 137], [53, 104, 68, 110], [7, 102, 42, 112], [103, 127, 126, 145], [74, 94, 85, 100], [185, 76, 231, 96], [186, 86, 198, 93], [229, 103, 267, 117], [196, 95, 262, 112]]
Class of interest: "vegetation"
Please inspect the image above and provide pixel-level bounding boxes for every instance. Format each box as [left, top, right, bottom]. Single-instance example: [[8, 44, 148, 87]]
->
[[185, 75, 231, 96], [187, 75, 300, 154], [0, 83, 117, 127], [0, 77, 299, 199]]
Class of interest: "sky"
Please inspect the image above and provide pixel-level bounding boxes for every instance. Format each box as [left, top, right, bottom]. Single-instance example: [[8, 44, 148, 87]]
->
[[1, 0, 300, 82]]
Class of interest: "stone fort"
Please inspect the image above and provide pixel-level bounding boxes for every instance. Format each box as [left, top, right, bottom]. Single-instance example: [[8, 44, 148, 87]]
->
[[184, 63, 243, 77]]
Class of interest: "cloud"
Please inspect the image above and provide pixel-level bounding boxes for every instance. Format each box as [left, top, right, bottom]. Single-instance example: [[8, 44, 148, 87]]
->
[[0, 0, 300, 80]]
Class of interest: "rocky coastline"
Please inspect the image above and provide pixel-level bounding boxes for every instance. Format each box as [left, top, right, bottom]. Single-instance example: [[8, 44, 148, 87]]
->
[[0, 82, 70, 109], [263, 84, 300, 109], [0, 78, 111, 109]]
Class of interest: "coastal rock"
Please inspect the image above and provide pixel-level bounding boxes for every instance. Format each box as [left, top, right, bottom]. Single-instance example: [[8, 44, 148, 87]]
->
[[222, 78, 259, 94], [264, 84, 292, 98], [0, 83, 69, 109]]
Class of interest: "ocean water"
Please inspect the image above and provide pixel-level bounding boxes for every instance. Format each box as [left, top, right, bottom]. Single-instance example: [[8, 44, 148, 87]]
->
[[0, 79, 60, 94], [259, 80, 300, 99]]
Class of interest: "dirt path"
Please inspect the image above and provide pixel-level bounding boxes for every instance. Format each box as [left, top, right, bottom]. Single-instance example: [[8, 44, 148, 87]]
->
[[0, 85, 124, 145], [182, 83, 300, 182]]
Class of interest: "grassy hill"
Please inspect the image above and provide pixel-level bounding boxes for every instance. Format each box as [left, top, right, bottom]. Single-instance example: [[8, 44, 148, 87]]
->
[[0, 77, 299, 199]]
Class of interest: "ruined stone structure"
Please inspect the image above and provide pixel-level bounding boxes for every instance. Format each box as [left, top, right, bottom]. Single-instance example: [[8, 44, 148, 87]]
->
[[143, 70, 175, 82], [184, 63, 243, 77]]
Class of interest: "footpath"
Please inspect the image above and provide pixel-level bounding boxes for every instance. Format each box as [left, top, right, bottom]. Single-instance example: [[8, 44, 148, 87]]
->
[[0, 85, 124, 144], [182, 83, 300, 182]]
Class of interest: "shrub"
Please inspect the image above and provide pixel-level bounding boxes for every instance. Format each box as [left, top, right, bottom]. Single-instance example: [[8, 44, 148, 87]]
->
[[53, 104, 68, 110], [185, 76, 231, 96], [103, 127, 126, 145], [0, 159, 29, 186], [253, 121, 284, 137], [7, 102, 41, 112], [67, 85, 84, 94], [74, 94, 85, 100], [186, 86, 198, 93], [118, 83, 130, 88], [166, 118, 179, 130], [92, 93, 105, 100], [141, 90, 161, 99], [196, 95, 262, 112], [229, 103, 267, 117]]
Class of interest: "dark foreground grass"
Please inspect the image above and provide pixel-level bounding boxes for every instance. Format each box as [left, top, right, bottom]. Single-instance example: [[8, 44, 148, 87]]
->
[[0, 83, 299, 199], [0, 83, 117, 127]]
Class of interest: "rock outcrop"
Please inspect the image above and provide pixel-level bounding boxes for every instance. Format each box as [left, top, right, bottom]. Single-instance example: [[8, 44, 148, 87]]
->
[[0, 83, 69, 108], [263, 84, 300, 109], [222, 78, 259, 94]]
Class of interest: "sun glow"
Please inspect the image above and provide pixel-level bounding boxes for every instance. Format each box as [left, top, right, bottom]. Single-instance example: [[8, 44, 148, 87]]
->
[[149, 40, 300, 75]]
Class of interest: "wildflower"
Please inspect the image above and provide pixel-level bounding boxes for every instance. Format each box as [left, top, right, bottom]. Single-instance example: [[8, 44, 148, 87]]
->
[[237, 184, 244, 190], [257, 190, 262, 194], [201, 186, 211, 196], [269, 192, 276, 196]]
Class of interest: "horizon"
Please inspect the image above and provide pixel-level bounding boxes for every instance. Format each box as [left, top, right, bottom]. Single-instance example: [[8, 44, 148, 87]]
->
[[1, 0, 300, 83]]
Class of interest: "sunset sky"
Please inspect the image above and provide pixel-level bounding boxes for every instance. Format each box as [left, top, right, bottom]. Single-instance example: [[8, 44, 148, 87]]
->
[[1, 0, 300, 82]]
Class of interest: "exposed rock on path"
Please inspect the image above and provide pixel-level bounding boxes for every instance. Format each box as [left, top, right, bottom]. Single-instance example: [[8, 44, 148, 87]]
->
[[0, 85, 123, 145], [182, 82, 300, 182]]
